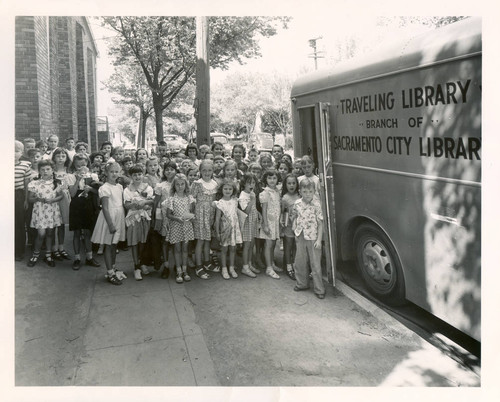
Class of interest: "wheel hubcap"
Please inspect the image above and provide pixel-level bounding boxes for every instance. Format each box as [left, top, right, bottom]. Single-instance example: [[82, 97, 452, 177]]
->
[[362, 241, 392, 284]]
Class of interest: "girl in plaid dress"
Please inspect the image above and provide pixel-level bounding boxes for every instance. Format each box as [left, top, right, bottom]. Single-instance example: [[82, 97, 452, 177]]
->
[[258, 168, 282, 279], [165, 174, 195, 284], [238, 173, 260, 278], [152, 161, 177, 278], [191, 160, 218, 280]]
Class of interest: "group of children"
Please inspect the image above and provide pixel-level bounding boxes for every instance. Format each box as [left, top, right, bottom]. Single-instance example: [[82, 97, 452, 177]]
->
[[15, 136, 326, 299]]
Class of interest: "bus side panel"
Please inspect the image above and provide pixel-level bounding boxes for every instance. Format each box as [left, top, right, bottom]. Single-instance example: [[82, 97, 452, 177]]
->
[[295, 55, 481, 340]]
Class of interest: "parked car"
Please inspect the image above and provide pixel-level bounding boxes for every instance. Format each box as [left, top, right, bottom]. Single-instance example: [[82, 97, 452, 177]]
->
[[123, 144, 136, 156], [164, 134, 188, 154], [248, 132, 274, 153]]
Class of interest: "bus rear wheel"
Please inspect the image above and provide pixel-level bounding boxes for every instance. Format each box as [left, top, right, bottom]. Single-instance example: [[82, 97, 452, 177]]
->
[[353, 223, 406, 305]]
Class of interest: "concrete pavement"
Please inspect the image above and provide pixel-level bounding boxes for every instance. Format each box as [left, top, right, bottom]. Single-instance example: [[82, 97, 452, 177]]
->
[[14, 236, 480, 389], [15, 246, 218, 386]]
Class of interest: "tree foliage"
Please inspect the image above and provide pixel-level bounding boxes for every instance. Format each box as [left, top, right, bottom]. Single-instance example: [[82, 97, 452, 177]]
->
[[101, 16, 290, 142], [376, 16, 469, 29], [211, 70, 293, 136]]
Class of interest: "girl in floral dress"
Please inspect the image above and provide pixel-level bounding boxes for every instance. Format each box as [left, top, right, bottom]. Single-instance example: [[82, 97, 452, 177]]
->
[[191, 160, 218, 279], [258, 168, 282, 279], [27, 160, 63, 267], [165, 174, 195, 284], [214, 179, 242, 280]]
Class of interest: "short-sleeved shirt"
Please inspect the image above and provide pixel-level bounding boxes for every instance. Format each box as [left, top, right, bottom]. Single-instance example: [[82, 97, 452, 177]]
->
[[291, 198, 323, 241], [15, 160, 31, 190]]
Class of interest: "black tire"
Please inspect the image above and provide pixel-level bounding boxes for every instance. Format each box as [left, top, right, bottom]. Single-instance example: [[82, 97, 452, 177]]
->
[[353, 223, 406, 305]]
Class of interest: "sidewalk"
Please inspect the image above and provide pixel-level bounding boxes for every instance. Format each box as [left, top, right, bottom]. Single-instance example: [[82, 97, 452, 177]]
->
[[15, 242, 218, 386], [14, 236, 480, 387]]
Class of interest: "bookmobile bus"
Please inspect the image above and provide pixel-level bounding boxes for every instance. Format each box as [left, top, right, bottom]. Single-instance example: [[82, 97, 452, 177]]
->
[[291, 18, 481, 341]]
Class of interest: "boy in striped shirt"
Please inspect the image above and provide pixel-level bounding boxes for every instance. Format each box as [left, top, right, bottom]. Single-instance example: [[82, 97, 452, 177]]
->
[[15, 140, 32, 261]]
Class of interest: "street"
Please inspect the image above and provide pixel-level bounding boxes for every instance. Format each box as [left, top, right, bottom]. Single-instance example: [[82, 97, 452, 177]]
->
[[14, 236, 480, 389]]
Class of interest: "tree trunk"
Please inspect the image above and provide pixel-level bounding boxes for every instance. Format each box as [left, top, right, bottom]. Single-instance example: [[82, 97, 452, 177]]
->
[[140, 110, 148, 149], [153, 92, 164, 142]]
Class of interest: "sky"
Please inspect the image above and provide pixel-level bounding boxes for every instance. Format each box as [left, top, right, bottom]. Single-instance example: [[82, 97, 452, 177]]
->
[[90, 15, 433, 120]]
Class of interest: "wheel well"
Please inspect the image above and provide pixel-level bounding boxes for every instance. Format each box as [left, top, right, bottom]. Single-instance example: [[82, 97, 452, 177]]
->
[[340, 217, 382, 261], [340, 217, 406, 295]]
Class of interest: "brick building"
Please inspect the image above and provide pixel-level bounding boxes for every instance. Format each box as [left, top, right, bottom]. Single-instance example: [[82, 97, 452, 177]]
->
[[15, 16, 100, 151]]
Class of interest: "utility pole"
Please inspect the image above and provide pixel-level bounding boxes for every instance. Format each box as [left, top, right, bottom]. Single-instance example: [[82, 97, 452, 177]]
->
[[308, 36, 325, 70], [195, 16, 210, 147]]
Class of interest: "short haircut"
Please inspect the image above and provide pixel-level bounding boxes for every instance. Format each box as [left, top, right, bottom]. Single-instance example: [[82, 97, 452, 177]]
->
[[100, 141, 113, 149], [90, 151, 105, 163], [75, 141, 88, 150], [231, 144, 246, 158], [28, 148, 41, 157], [128, 164, 145, 175], [185, 143, 199, 156], [213, 155, 225, 162], [37, 159, 54, 171], [65, 137, 75, 143], [51, 147, 71, 167], [111, 146, 124, 156], [247, 162, 262, 171], [211, 141, 224, 151], [277, 158, 292, 173], [121, 156, 133, 165], [145, 156, 159, 168], [198, 159, 214, 171], [199, 144, 210, 153], [15, 140, 23, 151], [215, 178, 238, 200], [23, 138, 36, 145], [70, 153, 90, 171], [240, 172, 256, 189], [301, 155, 315, 165], [299, 177, 316, 191], [103, 161, 121, 173], [261, 168, 279, 186]]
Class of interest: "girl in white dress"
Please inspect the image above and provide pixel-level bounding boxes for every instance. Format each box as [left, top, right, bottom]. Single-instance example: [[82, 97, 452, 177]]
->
[[91, 162, 127, 285], [214, 179, 242, 280], [258, 168, 282, 279]]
